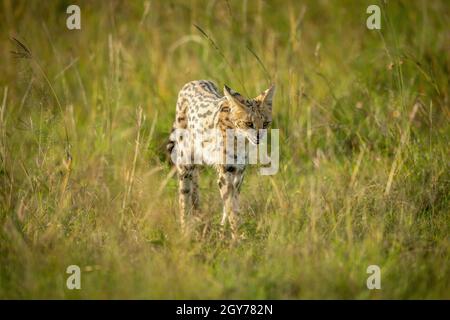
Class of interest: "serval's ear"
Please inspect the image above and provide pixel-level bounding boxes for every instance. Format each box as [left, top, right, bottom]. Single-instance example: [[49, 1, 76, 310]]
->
[[256, 84, 275, 109], [224, 85, 247, 109]]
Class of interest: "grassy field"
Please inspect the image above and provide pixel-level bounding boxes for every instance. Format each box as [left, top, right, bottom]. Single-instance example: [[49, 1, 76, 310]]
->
[[0, 0, 449, 299]]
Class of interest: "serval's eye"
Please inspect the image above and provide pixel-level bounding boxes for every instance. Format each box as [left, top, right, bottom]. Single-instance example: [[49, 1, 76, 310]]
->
[[245, 121, 254, 128], [263, 121, 270, 128]]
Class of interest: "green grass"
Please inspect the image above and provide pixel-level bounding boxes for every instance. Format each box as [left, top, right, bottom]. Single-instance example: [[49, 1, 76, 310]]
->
[[0, 0, 449, 299]]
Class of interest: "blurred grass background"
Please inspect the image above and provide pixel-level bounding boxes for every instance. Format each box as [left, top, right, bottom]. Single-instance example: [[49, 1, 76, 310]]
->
[[0, 0, 449, 299]]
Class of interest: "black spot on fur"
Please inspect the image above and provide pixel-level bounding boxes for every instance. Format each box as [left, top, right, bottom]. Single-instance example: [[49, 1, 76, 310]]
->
[[225, 165, 236, 173], [180, 188, 191, 194]]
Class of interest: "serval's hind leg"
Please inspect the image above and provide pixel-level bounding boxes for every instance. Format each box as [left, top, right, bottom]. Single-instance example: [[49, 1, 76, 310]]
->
[[177, 164, 194, 233], [190, 166, 206, 233], [191, 166, 200, 213]]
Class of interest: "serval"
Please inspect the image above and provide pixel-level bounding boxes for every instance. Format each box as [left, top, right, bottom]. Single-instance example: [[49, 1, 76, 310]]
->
[[167, 80, 275, 239]]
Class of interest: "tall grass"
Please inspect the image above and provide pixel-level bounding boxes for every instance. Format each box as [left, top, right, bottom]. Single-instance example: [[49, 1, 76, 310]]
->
[[0, 0, 449, 299]]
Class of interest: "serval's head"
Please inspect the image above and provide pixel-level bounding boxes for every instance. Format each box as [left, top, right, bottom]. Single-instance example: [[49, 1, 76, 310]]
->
[[223, 84, 275, 145]]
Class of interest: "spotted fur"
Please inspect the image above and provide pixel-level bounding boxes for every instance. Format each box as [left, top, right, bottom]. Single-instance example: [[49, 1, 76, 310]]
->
[[168, 80, 275, 238]]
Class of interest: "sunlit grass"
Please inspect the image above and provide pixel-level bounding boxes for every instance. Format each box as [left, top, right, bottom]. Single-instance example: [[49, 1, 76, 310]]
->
[[0, 0, 449, 299]]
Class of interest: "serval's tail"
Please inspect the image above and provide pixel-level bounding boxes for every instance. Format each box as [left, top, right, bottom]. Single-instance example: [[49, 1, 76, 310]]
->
[[167, 93, 189, 164], [166, 126, 176, 163]]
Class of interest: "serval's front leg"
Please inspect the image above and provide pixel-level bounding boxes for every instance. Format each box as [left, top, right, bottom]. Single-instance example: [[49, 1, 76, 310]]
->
[[217, 165, 245, 240], [177, 164, 194, 232]]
